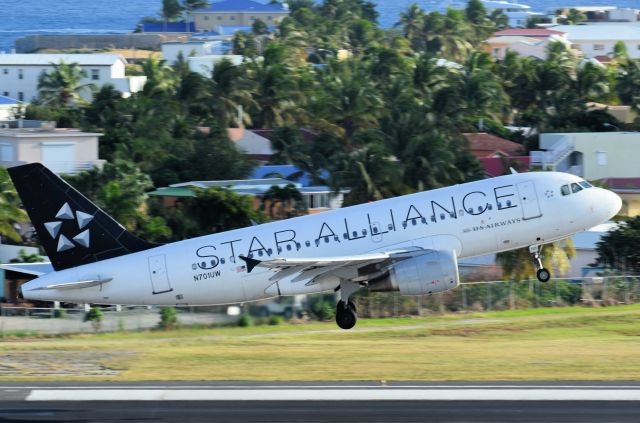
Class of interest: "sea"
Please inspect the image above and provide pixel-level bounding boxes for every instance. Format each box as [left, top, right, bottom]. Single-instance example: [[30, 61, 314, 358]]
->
[[1, 0, 639, 53]]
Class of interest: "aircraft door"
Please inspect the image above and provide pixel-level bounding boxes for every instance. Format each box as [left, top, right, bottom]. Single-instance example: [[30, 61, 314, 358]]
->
[[516, 181, 542, 220], [148, 254, 173, 294]]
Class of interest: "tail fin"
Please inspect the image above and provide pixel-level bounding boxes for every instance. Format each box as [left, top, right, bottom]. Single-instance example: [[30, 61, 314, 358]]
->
[[8, 163, 156, 271]]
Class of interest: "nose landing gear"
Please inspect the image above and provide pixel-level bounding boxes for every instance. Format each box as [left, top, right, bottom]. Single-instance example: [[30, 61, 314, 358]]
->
[[529, 244, 551, 282]]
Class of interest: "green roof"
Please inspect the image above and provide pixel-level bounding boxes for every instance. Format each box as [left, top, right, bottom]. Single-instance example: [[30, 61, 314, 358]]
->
[[147, 187, 197, 197]]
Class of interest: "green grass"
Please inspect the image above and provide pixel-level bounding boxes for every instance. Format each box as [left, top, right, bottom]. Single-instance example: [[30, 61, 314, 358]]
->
[[3, 305, 640, 381]]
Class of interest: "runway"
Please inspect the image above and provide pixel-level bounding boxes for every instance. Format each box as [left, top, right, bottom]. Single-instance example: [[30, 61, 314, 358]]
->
[[2, 382, 640, 422]]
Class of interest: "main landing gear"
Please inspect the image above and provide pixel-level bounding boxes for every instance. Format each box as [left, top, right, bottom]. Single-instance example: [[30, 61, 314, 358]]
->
[[529, 244, 551, 282], [336, 281, 360, 330]]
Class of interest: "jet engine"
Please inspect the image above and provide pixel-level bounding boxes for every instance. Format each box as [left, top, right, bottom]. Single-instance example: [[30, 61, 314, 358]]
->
[[368, 250, 460, 295]]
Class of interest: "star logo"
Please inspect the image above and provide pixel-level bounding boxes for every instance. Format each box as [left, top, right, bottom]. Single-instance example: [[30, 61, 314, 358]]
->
[[44, 202, 94, 252], [544, 190, 554, 199]]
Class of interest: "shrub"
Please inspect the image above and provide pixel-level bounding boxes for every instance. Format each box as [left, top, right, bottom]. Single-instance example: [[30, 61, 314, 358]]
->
[[238, 314, 253, 327], [53, 309, 66, 318], [268, 315, 284, 326], [158, 307, 178, 330], [84, 307, 103, 332]]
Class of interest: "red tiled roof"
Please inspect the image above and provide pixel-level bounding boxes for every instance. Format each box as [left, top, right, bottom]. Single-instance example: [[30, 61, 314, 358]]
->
[[593, 55, 613, 64], [494, 29, 566, 37], [599, 178, 640, 192], [463, 133, 526, 159], [481, 157, 531, 177]]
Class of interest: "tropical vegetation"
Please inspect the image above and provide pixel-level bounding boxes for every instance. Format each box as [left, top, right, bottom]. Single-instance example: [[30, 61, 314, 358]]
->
[[17, 0, 640, 277]]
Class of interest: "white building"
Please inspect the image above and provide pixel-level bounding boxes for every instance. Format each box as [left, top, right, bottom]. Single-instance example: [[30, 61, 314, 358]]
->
[[0, 54, 147, 103], [0, 127, 105, 175], [0, 96, 19, 121], [188, 55, 244, 76], [447, 0, 544, 27], [552, 24, 640, 59], [161, 41, 226, 64]]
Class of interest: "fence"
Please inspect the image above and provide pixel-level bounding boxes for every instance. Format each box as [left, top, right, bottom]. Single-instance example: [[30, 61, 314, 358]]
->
[[1, 276, 639, 336], [0, 305, 234, 335]]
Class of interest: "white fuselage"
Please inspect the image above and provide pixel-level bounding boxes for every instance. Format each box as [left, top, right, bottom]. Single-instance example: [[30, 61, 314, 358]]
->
[[23, 172, 621, 305]]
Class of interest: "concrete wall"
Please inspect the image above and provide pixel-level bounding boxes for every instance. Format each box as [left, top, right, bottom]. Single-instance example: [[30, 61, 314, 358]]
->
[[572, 40, 640, 59], [15, 35, 170, 53]]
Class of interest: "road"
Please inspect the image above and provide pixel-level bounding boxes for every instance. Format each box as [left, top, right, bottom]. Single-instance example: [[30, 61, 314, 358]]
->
[[1, 382, 640, 422]]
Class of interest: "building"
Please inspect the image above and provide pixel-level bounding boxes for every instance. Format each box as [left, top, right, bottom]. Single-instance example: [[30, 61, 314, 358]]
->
[[161, 41, 226, 64], [0, 127, 104, 174], [149, 175, 347, 215], [586, 102, 638, 124], [0, 54, 147, 102], [597, 178, 640, 217], [188, 55, 244, 76], [141, 22, 196, 33], [486, 29, 573, 59], [531, 132, 640, 181], [463, 132, 530, 177], [190, 0, 290, 32], [0, 96, 19, 121], [446, 0, 543, 27], [551, 24, 640, 59]]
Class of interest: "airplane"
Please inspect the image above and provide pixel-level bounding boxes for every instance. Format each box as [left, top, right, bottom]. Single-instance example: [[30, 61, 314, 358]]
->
[[5, 163, 621, 329]]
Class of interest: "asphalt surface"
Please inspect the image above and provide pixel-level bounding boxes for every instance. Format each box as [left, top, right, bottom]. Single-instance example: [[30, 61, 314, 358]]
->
[[1, 382, 640, 423]]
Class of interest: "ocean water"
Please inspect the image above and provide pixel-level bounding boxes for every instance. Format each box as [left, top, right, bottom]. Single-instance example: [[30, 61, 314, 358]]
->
[[1, 0, 638, 52]]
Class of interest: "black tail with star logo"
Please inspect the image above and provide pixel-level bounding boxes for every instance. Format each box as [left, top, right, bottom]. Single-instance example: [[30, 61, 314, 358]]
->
[[9, 163, 157, 271]]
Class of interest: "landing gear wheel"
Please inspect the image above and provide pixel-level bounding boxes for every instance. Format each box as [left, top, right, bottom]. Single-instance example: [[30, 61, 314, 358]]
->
[[348, 299, 357, 313], [336, 300, 357, 330], [536, 268, 551, 283]]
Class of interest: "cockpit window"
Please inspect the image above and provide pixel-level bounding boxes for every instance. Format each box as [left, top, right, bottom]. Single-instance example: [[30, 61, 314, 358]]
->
[[571, 183, 583, 193], [561, 184, 570, 196], [579, 181, 592, 189]]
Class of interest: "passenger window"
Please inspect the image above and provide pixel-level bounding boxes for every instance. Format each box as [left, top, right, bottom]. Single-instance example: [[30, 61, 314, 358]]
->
[[571, 183, 583, 193], [561, 185, 570, 196], [579, 181, 592, 189]]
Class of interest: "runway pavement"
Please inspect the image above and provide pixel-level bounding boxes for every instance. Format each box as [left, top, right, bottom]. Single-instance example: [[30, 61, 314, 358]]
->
[[1, 382, 640, 422]]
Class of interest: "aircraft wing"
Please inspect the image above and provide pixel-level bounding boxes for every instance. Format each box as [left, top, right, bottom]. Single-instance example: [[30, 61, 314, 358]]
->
[[239, 249, 426, 284]]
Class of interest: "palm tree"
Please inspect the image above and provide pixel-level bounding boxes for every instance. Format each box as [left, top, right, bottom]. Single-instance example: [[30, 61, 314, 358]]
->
[[496, 240, 576, 281], [314, 60, 384, 148], [246, 43, 297, 128], [0, 168, 27, 243], [617, 60, 640, 112], [37, 61, 95, 107], [261, 184, 306, 219], [395, 4, 424, 49], [141, 56, 176, 98], [206, 58, 256, 127], [331, 142, 405, 206], [575, 61, 610, 102]]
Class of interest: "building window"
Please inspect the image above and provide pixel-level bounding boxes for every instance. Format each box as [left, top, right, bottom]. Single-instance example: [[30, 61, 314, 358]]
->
[[2, 69, 7, 75], [0, 143, 13, 162], [596, 151, 607, 166], [18, 92, 24, 101], [2, 92, 8, 97], [250, 16, 255, 20], [204, 15, 209, 20], [217, 15, 222, 20], [230, 16, 235, 20], [593, 44, 605, 51], [267, 16, 272, 20], [90, 69, 100, 81], [18, 69, 23, 79]]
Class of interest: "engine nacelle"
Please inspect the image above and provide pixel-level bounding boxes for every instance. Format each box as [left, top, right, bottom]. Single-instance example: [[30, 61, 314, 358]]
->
[[368, 250, 460, 295]]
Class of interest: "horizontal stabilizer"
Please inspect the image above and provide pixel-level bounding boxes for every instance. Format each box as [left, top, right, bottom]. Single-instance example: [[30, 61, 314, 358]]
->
[[1, 262, 54, 276], [33, 278, 113, 291]]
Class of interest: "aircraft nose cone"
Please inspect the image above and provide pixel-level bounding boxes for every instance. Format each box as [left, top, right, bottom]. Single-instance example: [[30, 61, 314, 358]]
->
[[601, 188, 622, 221]]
